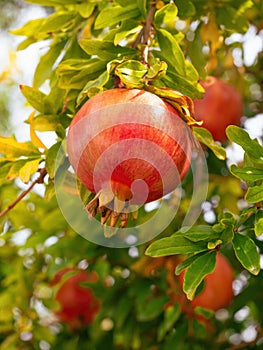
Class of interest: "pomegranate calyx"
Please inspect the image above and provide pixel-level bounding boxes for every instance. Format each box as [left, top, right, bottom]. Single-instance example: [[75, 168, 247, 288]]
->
[[85, 189, 132, 231], [144, 85, 202, 126]]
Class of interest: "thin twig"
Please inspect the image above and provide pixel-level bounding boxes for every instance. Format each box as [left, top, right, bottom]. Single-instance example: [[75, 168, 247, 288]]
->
[[142, 5, 156, 65], [0, 168, 47, 218], [143, 5, 156, 44], [132, 5, 156, 65]]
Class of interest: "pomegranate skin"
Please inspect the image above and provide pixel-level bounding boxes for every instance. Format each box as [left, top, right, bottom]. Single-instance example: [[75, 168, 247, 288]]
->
[[194, 77, 243, 141], [67, 88, 192, 204], [52, 268, 100, 327]]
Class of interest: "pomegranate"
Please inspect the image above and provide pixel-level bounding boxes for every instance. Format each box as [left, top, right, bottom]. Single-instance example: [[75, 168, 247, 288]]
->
[[169, 253, 234, 315], [194, 77, 243, 141], [51, 267, 100, 328], [67, 88, 193, 227]]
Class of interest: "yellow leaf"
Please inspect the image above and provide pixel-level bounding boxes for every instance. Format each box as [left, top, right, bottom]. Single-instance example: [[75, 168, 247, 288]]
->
[[27, 112, 47, 149], [7, 160, 28, 180], [30, 128, 47, 149], [201, 16, 223, 55], [0, 136, 39, 159], [6, 158, 41, 183], [200, 15, 223, 71], [18, 158, 42, 183]]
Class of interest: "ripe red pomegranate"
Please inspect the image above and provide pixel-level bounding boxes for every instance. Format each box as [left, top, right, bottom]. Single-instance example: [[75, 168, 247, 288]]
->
[[194, 77, 243, 141], [67, 88, 193, 227], [169, 253, 234, 315], [51, 267, 100, 328]]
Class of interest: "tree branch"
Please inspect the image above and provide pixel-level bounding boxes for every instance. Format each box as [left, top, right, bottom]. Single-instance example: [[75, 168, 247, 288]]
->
[[0, 168, 47, 218]]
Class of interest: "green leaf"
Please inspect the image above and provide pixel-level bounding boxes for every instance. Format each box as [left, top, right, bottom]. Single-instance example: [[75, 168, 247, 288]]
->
[[115, 60, 148, 88], [77, 180, 92, 206], [146, 59, 167, 80], [187, 24, 206, 78], [114, 296, 133, 328], [238, 207, 257, 227], [156, 28, 185, 76], [38, 12, 76, 33], [176, 0, 196, 18], [185, 59, 200, 83], [0, 162, 13, 183], [194, 306, 214, 319], [154, 3, 178, 27], [76, 59, 122, 105], [17, 37, 37, 51], [230, 165, 263, 182], [45, 142, 63, 179], [226, 126, 263, 164], [77, 71, 109, 105], [45, 181, 55, 200], [114, 24, 143, 46], [183, 251, 216, 300], [136, 295, 169, 322], [145, 236, 208, 257], [20, 85, 53, 114], [57, 58, 106, 90], [255, 217, 263, 237], [218, 220, 235, 244], [177, 225, 218, 242], [233, 233, 260, 275], [175, 252, 208, 275], [10, 18, 46, 36], [0, 136, 40, 158], [157, 303, 181, 341], [79, 39, 136, 61], [25, 0, 78, 4], [57, 58, 100, 73], [76, 3, 95, 18], [193, 127, 226, 160], [137, 0, 147, 18], [45, 82, 65, 115], [207, 239, 223, 250], [26, 114, 61, 132], [6, 159, 29, 180], [245, 184, 263, 203], [162, 71, 203, 99], [33, 40, 66, 88], [216, 5, 250, 33], [95, 4, 141, 29]]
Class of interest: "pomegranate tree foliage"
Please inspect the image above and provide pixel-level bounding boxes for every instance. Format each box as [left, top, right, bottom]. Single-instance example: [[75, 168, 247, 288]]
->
[[0, 0, 263, 349]]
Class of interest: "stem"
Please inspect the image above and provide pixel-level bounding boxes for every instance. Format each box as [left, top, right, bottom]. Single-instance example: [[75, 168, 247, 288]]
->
[[0, 168, 47, 218], [142, 5, 155, 64], [133, 5, 156, 65]]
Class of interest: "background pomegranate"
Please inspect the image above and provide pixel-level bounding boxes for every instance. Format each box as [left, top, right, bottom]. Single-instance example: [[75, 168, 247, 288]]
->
[[132, 253, 234, 327], [168, 253, 234, 316], [51, 267, 100, 328], [194, 77, 243, 141], [67, 88, 193, 226]]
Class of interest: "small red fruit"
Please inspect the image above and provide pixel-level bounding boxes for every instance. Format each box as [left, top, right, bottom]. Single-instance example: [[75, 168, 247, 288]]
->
[[67, 88, 193, 226], [194, 77, 243, 141], [52, 267, 100, 328]]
